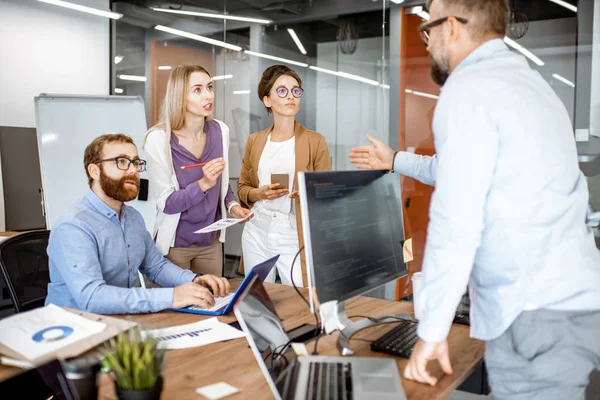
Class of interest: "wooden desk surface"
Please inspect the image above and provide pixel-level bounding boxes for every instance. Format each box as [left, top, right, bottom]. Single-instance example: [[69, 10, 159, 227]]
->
[[0, 281, 484, 400]]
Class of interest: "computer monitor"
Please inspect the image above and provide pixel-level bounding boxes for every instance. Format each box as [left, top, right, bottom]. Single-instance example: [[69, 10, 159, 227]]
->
[[299, 170, 411, 355]]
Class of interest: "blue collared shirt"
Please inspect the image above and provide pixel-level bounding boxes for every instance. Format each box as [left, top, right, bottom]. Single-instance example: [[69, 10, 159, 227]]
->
[[45, 190, 196, 314], [396, 39, 600, 342]]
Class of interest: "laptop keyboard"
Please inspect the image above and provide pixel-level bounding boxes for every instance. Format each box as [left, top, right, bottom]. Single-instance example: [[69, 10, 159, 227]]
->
[[306, 362, 353, 400], [186, 292, 234, 312]]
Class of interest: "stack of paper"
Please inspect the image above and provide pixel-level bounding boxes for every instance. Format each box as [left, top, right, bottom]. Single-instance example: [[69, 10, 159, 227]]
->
[[0, 304, 107, 361]]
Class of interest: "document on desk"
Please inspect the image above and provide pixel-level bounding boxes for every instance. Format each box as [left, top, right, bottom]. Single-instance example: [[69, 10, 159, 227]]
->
[[144, 318, 245, 350], [0, 304, 106, 360]]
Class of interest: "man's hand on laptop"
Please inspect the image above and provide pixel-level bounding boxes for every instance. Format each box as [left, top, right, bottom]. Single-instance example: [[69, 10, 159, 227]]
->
[[172, 282, 216, 309], [193, 275, 231, 297]]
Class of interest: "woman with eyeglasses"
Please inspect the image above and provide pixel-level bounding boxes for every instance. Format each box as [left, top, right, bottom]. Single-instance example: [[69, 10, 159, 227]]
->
[[145, 65, 251, 277], [238, 65, 331, 287]]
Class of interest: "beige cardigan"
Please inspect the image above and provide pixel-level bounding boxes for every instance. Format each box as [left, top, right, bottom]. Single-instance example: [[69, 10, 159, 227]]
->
[[237, 121, 331, 285]]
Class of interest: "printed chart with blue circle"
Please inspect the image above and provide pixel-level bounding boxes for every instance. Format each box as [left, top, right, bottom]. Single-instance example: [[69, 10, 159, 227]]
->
[[32, 326, 74, 343]]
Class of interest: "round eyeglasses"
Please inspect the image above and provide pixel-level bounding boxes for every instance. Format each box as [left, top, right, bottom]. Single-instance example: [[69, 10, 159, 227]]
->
[[274, 86, 304, 98], [95, 157, 147, 172]]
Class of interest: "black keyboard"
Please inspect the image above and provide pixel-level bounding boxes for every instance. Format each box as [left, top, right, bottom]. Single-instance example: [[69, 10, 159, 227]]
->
[[370, 319, 418, 358]]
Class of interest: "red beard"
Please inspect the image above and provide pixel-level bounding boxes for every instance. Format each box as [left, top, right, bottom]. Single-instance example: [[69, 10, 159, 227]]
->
[[99, 167, 140, 202]]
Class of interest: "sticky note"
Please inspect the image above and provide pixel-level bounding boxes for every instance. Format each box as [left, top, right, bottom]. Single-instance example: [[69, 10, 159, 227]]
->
[[403, 238, 414, 262], [291, 342, 309, 356], [196, 382, 240, 399]]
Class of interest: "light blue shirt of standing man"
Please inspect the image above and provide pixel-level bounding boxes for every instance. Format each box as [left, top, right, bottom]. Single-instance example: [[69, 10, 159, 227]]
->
[[393, 38, 600, 342], [46, 190, 197, 314]]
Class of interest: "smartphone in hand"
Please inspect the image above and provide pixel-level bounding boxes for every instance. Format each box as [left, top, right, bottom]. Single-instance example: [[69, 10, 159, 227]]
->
[[271, 173, 289, 189]]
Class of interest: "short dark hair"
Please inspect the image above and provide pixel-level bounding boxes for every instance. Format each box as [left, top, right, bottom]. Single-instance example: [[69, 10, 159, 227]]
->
[[427, 0, 508, 40], [83, 133, 135, 187], [257, 65, 302, 115]]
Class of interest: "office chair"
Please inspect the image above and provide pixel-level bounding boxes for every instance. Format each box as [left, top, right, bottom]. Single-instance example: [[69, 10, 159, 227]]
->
[[0, 230, 51, 313]]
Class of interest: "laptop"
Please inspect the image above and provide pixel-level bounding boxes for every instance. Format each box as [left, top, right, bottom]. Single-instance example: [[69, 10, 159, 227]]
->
[[233, 276, 406, 400], [0, 359, 78, 400], [172, 255, 278, 316]]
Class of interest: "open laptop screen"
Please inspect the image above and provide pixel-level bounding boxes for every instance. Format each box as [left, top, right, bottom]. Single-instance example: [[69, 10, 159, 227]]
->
[[238, 279, 291, 355]]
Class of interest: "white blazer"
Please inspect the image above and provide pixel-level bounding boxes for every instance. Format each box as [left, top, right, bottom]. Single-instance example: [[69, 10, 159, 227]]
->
[[144, 119, 231, 255]]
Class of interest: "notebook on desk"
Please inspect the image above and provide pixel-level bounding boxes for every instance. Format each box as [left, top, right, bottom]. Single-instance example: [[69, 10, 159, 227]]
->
[[171, 255, 278, 316], [234, 276, 406, 400]]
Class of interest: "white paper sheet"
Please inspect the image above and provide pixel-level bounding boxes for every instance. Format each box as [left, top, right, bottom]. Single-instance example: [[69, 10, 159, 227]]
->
[[144, 318, 245, 350], [196, 382, 240, 399], [194, 215, 252, 234], [0, 304, 106, 360]]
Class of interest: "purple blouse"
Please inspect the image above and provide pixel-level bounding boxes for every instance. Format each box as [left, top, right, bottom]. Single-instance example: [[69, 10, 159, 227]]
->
[[164, 120, 236, 247]]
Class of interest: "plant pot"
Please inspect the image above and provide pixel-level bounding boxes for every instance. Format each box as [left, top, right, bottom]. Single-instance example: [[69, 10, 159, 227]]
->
[[115, 376, 163, 400]]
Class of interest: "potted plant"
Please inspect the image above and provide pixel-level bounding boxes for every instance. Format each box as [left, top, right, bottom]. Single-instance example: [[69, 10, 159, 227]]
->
[[103, 327, 165, 400]]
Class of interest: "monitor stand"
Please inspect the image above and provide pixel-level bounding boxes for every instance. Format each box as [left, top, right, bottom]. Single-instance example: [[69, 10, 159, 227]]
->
[[327, 302, 412, 356]]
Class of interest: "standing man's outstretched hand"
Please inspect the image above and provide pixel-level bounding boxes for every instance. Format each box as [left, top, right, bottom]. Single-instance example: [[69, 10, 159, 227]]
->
[[349, 134, 395, 171]]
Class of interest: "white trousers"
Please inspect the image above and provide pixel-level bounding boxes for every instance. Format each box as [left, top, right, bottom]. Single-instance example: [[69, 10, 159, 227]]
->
[[241, 208, 303, 286]]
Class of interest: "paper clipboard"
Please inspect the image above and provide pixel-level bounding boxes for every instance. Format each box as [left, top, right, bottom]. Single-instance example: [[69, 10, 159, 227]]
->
[[0, 307, 137, 364]]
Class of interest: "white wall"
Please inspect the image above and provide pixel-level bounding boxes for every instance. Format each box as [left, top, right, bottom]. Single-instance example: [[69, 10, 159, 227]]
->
[[0, 0, 110, 230]]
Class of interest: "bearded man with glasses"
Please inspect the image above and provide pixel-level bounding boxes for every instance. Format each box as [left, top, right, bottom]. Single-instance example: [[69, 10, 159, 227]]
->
[[349, 0, 600, 398], [45, 133, 230, 314]]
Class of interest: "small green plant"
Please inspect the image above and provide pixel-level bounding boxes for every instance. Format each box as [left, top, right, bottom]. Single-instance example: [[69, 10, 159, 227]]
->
[[103, 327, 165, 391]]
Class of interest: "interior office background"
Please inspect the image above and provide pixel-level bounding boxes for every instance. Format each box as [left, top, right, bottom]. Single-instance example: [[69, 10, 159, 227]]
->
[[0, 0, 599, 297]]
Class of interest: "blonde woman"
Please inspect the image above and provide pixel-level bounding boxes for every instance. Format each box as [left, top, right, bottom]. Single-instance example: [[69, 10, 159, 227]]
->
[[145, 65, 251, 277], [238, 65, 331, 287]]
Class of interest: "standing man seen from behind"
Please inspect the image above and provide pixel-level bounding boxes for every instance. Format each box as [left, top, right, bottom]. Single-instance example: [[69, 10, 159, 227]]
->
[[350, 0, 600, 398], [45, 134, 230, 314]]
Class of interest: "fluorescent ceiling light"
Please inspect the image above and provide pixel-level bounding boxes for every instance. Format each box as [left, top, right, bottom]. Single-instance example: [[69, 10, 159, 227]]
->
[[158, 65, 172, 70], [233, 90, 251, 95], [309, 66, 380, 86], [390, 0, 406, 4], [287, 29, 307, 55], [552, 73, 575, 88], [405, 89, 439, 100], [151, 8, 271, 24], [547, 0, 577, 12], [504, 37, 545, 66], [37, 0, 122, 19], [212, 74, 233, 81], [381, 84, 391, 89], [244, 50, 308, 67], [114, 55, 124, 64], [119, 74, 147, 82], [155, 25, 242, 51], [114, 88, 124, 94]]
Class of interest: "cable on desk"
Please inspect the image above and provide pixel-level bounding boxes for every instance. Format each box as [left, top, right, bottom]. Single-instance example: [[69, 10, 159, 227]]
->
[[290, 246, 309, 308], [290, 246, 322, 342]]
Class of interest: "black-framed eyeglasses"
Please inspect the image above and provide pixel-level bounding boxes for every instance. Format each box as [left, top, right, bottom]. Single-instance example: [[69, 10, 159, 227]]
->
[[95, 157, 147, 172], [274, 86, 304, 98], [419, 16, 469, 45]]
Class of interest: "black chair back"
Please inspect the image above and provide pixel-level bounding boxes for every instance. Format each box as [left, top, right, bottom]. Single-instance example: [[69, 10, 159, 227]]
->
[[0, 231, 51, 313]]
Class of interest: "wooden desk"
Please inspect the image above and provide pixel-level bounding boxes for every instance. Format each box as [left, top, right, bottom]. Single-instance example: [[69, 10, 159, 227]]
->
[[0, 282, 484, 400]]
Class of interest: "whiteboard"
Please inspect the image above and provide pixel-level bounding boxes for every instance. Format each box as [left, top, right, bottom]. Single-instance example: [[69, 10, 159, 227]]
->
[[35, 94, 155, 233]]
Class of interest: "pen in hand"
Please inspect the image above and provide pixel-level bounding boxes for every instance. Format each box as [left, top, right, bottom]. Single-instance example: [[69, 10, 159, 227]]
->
[[181, 162, 207, 170]]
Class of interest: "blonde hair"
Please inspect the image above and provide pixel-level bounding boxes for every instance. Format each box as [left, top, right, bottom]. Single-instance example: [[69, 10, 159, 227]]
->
[[147, 65, 211, 137]]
